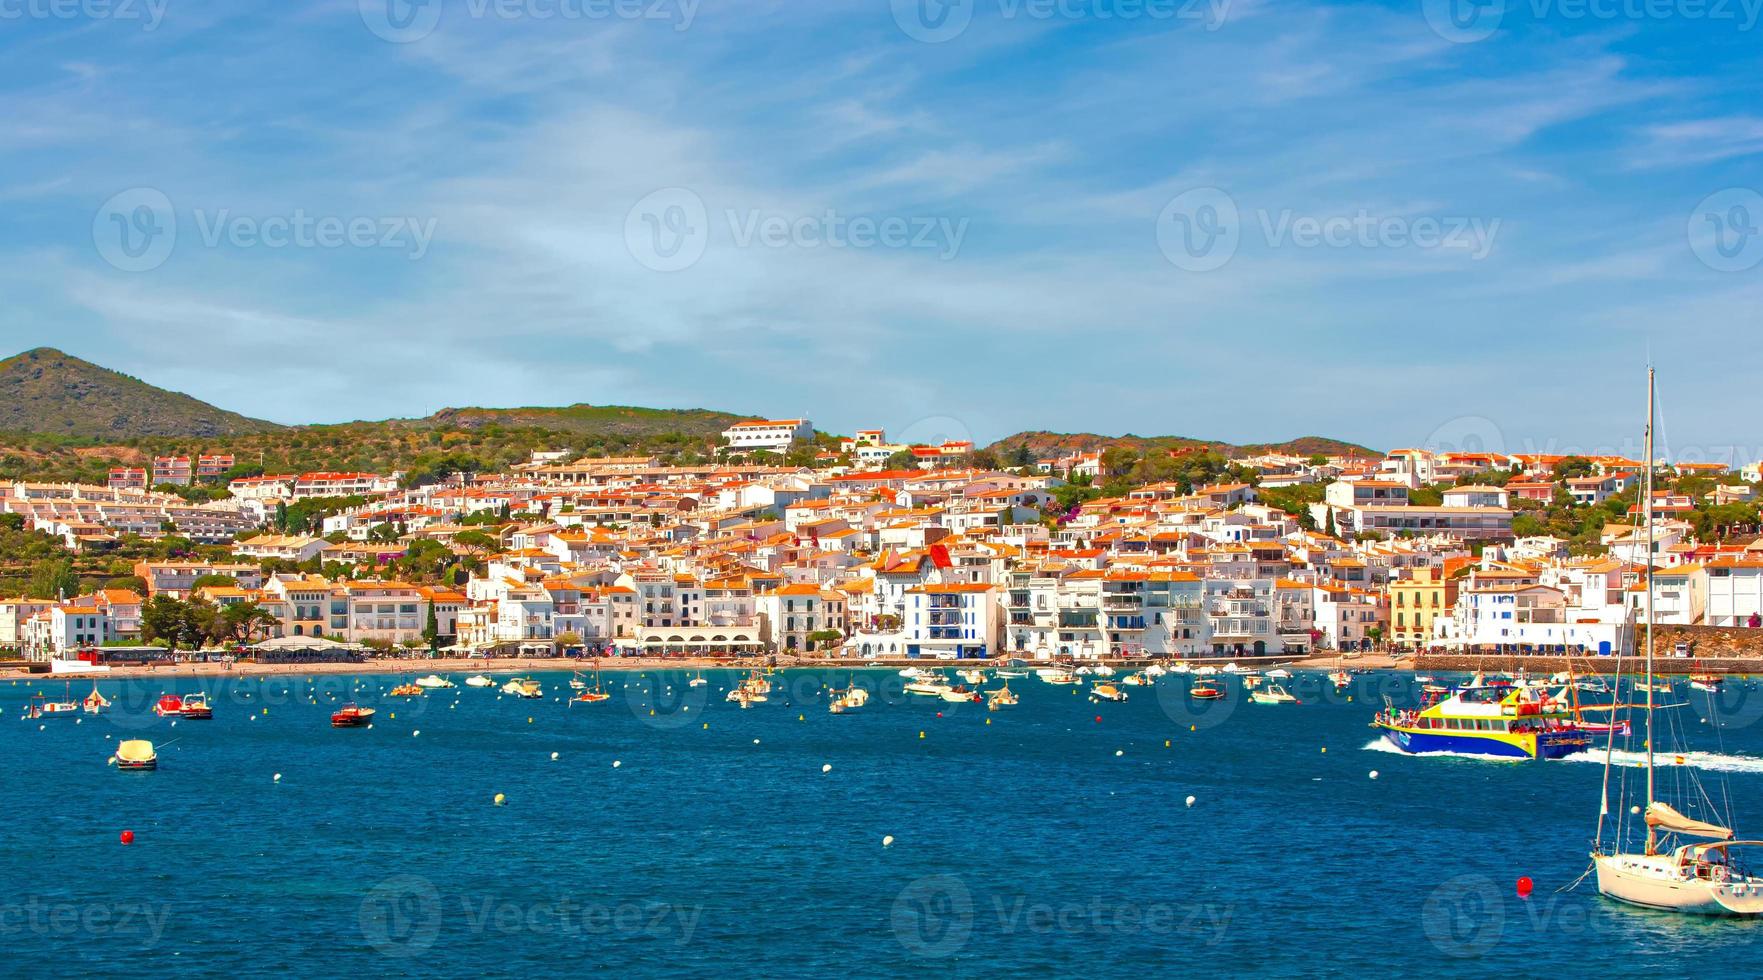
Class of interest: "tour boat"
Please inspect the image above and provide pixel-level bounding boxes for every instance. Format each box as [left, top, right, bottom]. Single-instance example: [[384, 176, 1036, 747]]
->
[[1372, 686, 1589, 760], [179, 692, 214, 719], [82, 683, 110, 714], [331, 703, 376, 728], [464, 674, 495, 688], [154, 695, 185, 718], [940, 684, 982, 703], [115, 739, 157, 771], [1590, 368, 1763, 916], [1190, 680, 1224, 701], [1250, 683, 1299, 705], [501, 678, 543, 699], [414, 675, 454, 689], [1090, 682, 1127, 703]]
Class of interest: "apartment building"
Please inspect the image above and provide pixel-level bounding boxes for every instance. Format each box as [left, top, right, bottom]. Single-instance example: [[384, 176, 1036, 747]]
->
[[722, 418, 813, 453]]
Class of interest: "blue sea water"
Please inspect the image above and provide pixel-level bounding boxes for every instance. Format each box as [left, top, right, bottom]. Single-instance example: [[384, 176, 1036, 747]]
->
[[4, 668, 1762, 977]]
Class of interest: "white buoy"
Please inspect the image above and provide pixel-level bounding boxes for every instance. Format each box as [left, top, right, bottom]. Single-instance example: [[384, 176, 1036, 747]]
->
[[550, 752, 560, 761], [822, 764, 832, 773], [274, 773, 282, 782], [1185, 795, 1196, 808], [1369, 770, 1379, 780], [1114, 749, 1123, 757], [882, 835, 895, 847], [612, 760, 622, 768], [753, 739, 761, 745], [412, 730, 421, 737]]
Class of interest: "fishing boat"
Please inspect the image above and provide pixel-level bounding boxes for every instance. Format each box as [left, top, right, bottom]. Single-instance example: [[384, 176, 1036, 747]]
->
[[828, 684, 869, 714], [1689, 673, 1724, 693], [1120, 671, 1152, 687], [1328, 669, 1351, 689], [1170, 663, 1192, 675], [940, 685, 982, 703], [899, 666, 933, 680], [153, 694, 185, 718], [742, 671, 773, 696], [1250, 683, 1300, 705], [23, 693, 79, 720], [331, 703, 376, 728], [415, 675, 454, 689], [987, 682, 1019, 709], [388, 682, 424, 697], [1090, 682, 1127, 702], [464, 674, 494, 688], [957, 667, 986, 685], [115, 739, 157, 771], [1037, 667, 1079, 685], [726, 688, 765, 707], [501, 678, 543, 699], [905, 679, 952, 697], [1265, 668, 1292, 679], [1591, 368, 1763, 916], [1190, 680, 1224, 701], [82, 683, 110, 715], [1143, 662, 1168, 677], [179, 692, 214, 720], [996, 666, 1029, 679], [688, 672, 708, 688]]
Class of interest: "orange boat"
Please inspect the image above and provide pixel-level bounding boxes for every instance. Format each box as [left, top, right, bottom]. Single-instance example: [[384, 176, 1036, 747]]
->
[[1190, 680, 1225, 700], [331, 703, 376, 728]]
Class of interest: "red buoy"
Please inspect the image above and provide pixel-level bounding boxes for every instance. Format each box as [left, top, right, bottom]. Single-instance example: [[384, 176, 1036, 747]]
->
[[1516, 876, 1533, 897], [120, 830, 135, 846], [1095, 715, 1102, 723], [935, 712, 943, 718]]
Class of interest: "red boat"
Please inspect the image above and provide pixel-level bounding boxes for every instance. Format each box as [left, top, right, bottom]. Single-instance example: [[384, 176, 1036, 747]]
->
[[179, 693, 214, 720], [331, 703, 376, 728], [154, 695, 184, 717]]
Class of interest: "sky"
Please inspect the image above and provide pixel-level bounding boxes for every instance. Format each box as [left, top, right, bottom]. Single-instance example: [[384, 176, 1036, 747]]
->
[[1, 0, 1760, 460]]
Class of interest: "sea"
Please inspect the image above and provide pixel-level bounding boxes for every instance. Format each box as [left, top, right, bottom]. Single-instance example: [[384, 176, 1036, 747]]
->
[[4, 667, 1762, 977]]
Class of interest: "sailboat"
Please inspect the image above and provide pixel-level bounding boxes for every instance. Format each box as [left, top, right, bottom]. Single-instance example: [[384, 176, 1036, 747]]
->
[[571, 662, 610, 704], [1590, 369, 1763, 916]]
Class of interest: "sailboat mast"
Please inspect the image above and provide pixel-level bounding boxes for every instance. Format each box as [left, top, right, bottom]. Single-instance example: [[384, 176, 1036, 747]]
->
[[1644, 367, 1657, 855]]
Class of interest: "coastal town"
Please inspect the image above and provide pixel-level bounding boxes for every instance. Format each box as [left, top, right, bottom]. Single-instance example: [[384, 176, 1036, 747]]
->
[[6, 417, 1763, 671]]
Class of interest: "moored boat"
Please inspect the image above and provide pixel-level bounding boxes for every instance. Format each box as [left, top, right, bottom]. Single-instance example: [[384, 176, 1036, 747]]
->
[[501, 678, 543, 699], [987, 682, 1019, 709], [82, 683, 110, 715], [115, 739, 157, 771], [415, 674, 454, 689], [388, 682, 424, 697], [1090, 682, 1127, 702], [179, 692, 214, 719], [940, 684, 982, 703], [153, 695, 185, 718], [464, 674, 495, 688], [1190, 680, 1224, 701], [1250, 683, 1299, 705], [331, 703, 376, 728]]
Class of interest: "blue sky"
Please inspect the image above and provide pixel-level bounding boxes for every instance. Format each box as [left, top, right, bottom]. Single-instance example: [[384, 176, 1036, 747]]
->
[[2, 0, 1760, 459]]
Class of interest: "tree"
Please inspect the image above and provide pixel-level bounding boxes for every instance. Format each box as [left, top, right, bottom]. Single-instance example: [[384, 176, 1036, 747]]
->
[[554, 630, 583, 652], [216, 602, 279, 645], [189, 573, 238, 590], [423, 601, 440, 653], [1555, 456, 1596, 480], [884, 449, 920, 471], [104, 575, 150, 595], [26, 559, 79, 600]]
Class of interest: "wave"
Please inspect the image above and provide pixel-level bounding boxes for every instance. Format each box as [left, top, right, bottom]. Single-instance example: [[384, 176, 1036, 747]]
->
[[1560, 748, 1763, 775]]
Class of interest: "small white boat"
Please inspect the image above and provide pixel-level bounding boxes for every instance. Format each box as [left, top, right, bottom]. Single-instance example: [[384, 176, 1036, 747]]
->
[[1090, 682, 1128, 702], [905, 680, 952, 697], [1036, 668, 1079, 686], [996, 667, 1029, 679], [688, 672, 707, 688], [1120, 671, 1152, 687], [1265, 668, 1292, 679], [1192, 665, 1219, 677], [939, 685, 982, 703], [899, 666, 933, 680], [464, 675, 494, 688], [1222, 662, 1242, 674], [1250, 683, 1300, 705], [828, 685, 869, 713], [414, 674, 454, 689], [958, 668, 986, 685], [501, 678, 543, 699], [1143, 663, 1168, 677], [1170, 663, 1192, 675], [987, 683, 1019, 709]]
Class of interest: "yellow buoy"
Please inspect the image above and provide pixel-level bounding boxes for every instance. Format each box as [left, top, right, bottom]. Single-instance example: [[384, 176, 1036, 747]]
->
[[919, 731, 926, 739], [493, 793, 506, 806]]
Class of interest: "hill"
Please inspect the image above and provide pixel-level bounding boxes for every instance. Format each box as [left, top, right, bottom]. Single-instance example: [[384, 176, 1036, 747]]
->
[[417, 404, 745, 439], [0, 347, 281, 439], [988, 430, 1378, 461]]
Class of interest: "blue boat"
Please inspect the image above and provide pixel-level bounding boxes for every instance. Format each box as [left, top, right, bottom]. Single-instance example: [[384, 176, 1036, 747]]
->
[[1372, 684, 1591, 760]]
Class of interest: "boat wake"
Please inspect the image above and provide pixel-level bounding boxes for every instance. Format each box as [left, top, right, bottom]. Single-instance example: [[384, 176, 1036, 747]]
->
[[1359, 739, 1525, 763], [1560, 748, 1763, 775]]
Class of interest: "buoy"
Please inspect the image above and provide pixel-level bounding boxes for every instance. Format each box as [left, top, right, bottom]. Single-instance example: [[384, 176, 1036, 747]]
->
[[528, 717, 533, 724], [1164, 740, 1171, 747], [494, 793, 506, 806], [1631, 805, 1642, 814], [1320, 747, 1327, 754], [412, 730, 420, 737], [1095, 715, 1102, 723], [703, 722, 708, 729], [753, 739, 761, 745], [612, 760, 622, 768], [1516, 876, 1534, 898], [936, 712, 942, 718], [1185, 796, 1196, 808], [390, 712, 395, 720], [798, 714, 804, 721], [120, 830, 134, 845], [1369, 770, 1379, 780], [882, 835, 895, 847], [985, 718, 991, 725], [1115, 749, 1124, 757], [550, 752, 559, 761], [1189, 725, 1195, 731], [919, 731, 926, 739], [821, 764, 832, 773]]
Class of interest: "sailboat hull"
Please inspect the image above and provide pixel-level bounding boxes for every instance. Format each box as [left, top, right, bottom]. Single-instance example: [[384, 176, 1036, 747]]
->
[[1593, 854, 1763, 916]]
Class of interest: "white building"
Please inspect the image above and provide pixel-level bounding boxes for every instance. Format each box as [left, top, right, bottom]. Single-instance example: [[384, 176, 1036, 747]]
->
[[722, 419, 813, 453]]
